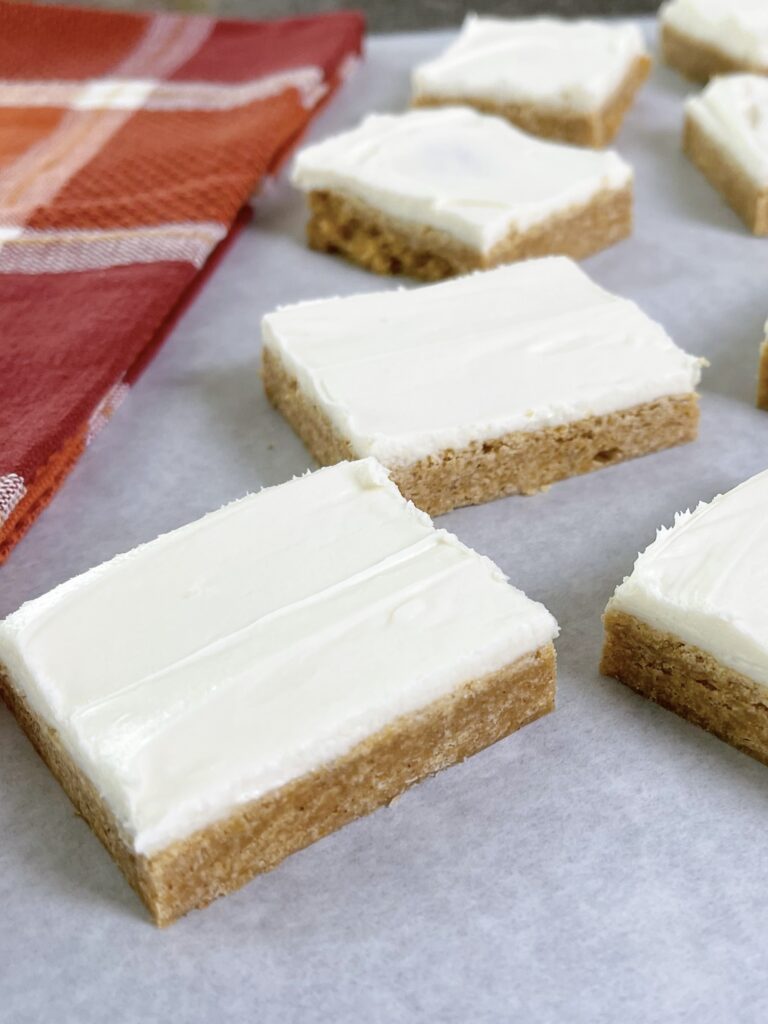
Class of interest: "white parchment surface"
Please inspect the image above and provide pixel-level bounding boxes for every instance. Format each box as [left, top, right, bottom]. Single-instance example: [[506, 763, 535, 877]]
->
[[2, 22, 768, 1024]]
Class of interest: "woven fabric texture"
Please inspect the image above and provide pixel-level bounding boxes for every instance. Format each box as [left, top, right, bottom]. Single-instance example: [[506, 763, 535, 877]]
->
[[0, 2, 364, 562]]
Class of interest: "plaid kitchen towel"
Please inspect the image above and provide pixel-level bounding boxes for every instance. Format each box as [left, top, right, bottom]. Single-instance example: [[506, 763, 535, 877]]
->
[[0, 2, 364, 563]]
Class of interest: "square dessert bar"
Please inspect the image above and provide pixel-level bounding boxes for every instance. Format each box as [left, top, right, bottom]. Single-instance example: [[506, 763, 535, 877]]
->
[[291, 107, 633, 281], [602, 470, 768, 766], [661, 0, 768, 82], [263, 259, 703, 517], [0, 459, 558, 925], [412, 15, 651, 147], [759, 328, 768, 409], [684, 74, 768, 234]]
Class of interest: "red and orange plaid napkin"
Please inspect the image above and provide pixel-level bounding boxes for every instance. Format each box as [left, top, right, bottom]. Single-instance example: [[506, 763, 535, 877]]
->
[[0, 2, 364, 563]]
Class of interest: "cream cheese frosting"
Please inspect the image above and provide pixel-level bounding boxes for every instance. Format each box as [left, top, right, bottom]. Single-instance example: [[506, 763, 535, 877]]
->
[[661, 0, 768, 67], [291, 107, 633, 251], [262, 258, 703, 466], [0, 459, 558, 856], [607, 469, 768, 688], [686, 74, 768, 185], [412, 16, 647, 112]]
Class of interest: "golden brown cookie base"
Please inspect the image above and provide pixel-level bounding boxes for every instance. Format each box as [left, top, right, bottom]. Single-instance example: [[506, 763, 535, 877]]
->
[[601, 610, 768, 766], [684, 112, 768, 235], [263, 347, 700, 516], [1, 644, 556, 926], [412, 55, 651, 147], [305, 183, 632, 281], [661, 22, 768, 82], [758, 339, 768, 410]]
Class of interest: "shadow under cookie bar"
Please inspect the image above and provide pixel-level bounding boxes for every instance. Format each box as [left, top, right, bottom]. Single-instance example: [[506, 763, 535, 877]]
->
[[758, 340, 768, 410], [601, 610, 768, 767], [0, 645, 556, 927], [684, 113, 768, 235], [263, 348, 700, 517], [412, 55, 651, 148], [305, 184, 632, 282], [661, 22, 768, 82]]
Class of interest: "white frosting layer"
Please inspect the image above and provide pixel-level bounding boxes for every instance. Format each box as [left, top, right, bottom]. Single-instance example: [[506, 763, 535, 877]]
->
[[661, 0, 768, 67], [607, 469, 768, 688], [291, 107, 632, 251], [686, 74, 768, 185], [0, 459, 558, 856], [263, 258, 703, 466], [412, 16, 647, 112]]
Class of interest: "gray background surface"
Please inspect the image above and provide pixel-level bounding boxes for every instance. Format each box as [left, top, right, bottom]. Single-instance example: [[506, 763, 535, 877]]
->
[[3, 19, 768, 1024], [27, 0, 660, 31]]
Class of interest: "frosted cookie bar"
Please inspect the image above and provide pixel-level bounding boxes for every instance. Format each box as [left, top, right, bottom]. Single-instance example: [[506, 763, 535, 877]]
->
[[684, 74, 768, 234], [0, 459, 558, 925], [262, 259, 703, 516], [759, 324, 768, 409], [661, 0, 768, 82], [602, 470, 768, 766], [412, 16, 650, 147], [291, 107, 633, 281]]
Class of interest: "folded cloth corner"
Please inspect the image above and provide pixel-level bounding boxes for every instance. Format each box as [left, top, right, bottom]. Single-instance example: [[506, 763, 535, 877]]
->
[[0, 2, 364, 563]]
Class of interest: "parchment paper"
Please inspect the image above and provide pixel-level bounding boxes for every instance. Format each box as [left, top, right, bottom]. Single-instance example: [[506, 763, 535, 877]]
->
[[2, 22, 768, 1024]]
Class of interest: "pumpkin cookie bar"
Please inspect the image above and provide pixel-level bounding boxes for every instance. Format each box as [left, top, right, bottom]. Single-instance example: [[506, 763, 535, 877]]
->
[[684, 74, 768, 234], [602, 470, 768, 766], [412, 15, 650, 147], [758, 326, 768, 409], [0, 459, 558, 925], [263, 258, 703, 516], [661, 0, 768, 82], [291, 106, 633, 280]]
